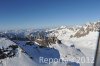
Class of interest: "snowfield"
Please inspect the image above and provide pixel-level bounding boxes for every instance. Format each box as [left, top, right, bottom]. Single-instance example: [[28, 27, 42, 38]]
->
[[0, 38, 81, 66], [0, 38, 36, 66], [0, 22, 99, 66], [50, 25, 99, 66], [0, 31, 98, 66]]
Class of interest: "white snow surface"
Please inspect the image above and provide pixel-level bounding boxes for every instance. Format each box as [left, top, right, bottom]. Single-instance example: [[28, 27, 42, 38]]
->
[[50, 27, 99, 66], [0, 26, 99, 66], [0, 38, 36, 66]]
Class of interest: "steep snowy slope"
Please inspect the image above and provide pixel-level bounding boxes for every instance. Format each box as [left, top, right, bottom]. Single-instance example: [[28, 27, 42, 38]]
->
[[0, 38, 82, 66], [46, 22, 99, 66], [13, 39, 85, 66], [71, 31, 98, 66], [0, 38, 35, 66]]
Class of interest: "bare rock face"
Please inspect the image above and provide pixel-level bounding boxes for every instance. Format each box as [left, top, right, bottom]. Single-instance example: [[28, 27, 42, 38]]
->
[[34, 37, 59, 47], [72, 22, 100, 38], [0, 45, 18, 59], [74, 27, 89, 38], [57, 39, 62, 44]]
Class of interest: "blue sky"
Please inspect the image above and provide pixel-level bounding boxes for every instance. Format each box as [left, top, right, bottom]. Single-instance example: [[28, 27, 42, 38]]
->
[[0, 0, 100, 30]]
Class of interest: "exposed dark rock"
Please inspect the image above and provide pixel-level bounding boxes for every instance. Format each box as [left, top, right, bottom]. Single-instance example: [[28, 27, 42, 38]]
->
[[57, 40, 62, 44], [70, 45, 75, 47], [0, 45, 18, 59], [71, 22, 100, 38], [26, 41, 34, 46]]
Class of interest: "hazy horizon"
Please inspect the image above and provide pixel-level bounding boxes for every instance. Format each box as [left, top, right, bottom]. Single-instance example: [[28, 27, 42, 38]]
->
[[0, 0, 100, 30]]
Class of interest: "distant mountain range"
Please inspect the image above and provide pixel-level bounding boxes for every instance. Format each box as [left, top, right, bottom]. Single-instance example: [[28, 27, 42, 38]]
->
[[0, 21, 99, 66], [0, 22, 100, 39]]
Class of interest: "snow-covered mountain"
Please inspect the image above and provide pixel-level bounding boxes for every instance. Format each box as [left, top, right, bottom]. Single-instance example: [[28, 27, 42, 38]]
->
[[72, 22, 100, 38], [48, 22, 100, 38], [0, 22, 100, 39], [0, 38, 35, 66], [46, 22, 99, 66], [0, 22, 99, 66], [0, 38, 83, 66]]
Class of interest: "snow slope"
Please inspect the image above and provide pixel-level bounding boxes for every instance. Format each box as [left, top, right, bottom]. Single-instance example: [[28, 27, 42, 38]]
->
[[0, 38, 36, 66], [49, 27, 98, 66], [0, 37, 81, 66], [0, 22, 99, 66], [14, 39, 85, 66]]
